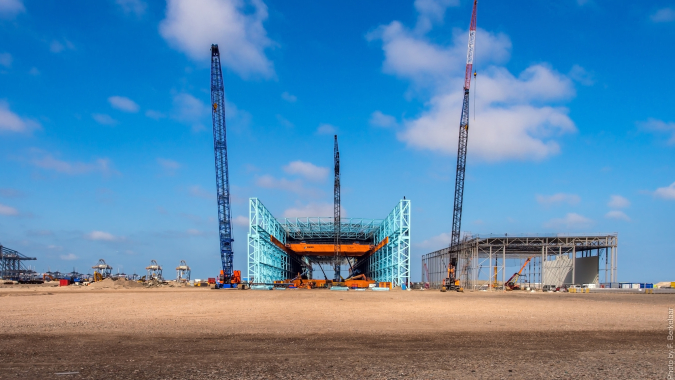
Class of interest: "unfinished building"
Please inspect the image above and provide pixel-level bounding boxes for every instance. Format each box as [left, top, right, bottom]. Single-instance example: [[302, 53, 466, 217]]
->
[[422, 234, 617, 290], [247, 198, 410, 286], [0, 244, 37, 281]]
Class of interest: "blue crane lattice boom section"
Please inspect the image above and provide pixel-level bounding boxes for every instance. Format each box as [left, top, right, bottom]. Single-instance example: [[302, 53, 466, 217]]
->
[[210, 44, 234, 278]]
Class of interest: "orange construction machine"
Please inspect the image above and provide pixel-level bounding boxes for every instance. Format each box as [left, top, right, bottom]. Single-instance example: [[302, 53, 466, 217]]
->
[[440, 258, 463, 292], [505, 257, 532, 290]]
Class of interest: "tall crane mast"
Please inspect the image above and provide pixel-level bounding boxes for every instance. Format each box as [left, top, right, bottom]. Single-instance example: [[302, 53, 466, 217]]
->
[[210, 44, 234, 281], [333, 135, 341, 281], [450, 0, 477, 250]]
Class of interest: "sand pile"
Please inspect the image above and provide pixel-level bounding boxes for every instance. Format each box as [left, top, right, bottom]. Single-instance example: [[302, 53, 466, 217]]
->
[[88, 278, 145, 289]]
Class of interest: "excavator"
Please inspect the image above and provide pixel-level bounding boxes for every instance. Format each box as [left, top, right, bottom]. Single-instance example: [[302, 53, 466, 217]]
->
[[505, 257, 532, 290], [440, 258, 463, 292]]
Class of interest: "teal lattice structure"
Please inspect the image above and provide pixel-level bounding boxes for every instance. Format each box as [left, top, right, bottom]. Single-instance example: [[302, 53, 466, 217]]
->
[[247, 198, 411, 287], [367, 199, 411, 286], [247, 198, 300, 283]]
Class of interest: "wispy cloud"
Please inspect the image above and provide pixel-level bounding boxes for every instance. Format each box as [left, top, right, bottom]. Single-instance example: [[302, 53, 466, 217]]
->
[[568, 64, 595, 86], [654, 182, 675, 200], [369, 111, 398, 128], [0, 0, 25, 19], [0, 188, 24, 198], [605, 210, 630, 221], [0, 52, 12, 68], [92, 113, 118, 126], [0, 100, 41, 133], [108, 96, 140, 113], [415, 232, 452, 250], [638, 118, 675, 145], [116, 0, 147, 17], [60, 253, 78, 261], [49, 39, 75, 53], [283, 202, 345, 218], [188, 185, 214, 200], [157, 158, 181, 175], [29, 149, 117, 176], [172, 93, 209, 132], [283, 161, 328, 182], [0, 203, 19, 216], [281, 91, 297, 102], [651, 8, 675, 23], [233, 215, 248, 227], [145, 110, 165, 120], [544, 213, 593, 229], [316, 123, 337, 135], [607, 195, 630, 209], [255, 175, 304, 194], [276, 114, 294, 128], [85, 230, 122, 241], [536, 193, 580, 206]]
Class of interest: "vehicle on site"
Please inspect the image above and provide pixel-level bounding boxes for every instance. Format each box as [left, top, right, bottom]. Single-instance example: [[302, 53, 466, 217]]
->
[[504, 257, 532, 290], [543, 284, 556, 292], [440, 258, 463, 292]]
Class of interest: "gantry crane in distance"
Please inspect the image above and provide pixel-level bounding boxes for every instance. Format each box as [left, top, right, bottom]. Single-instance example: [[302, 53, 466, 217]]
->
[[333, 135, 341, 281], [210, 44, 236, 287], [450, 0, 477, 250]]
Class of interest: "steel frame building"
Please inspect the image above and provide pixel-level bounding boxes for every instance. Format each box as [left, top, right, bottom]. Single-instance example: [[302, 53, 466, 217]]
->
[[247, 198, 411, 286], [422, 234, 617, 290]]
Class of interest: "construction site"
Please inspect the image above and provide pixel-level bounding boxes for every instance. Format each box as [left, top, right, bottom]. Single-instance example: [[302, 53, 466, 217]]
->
[[1, 2, 674, 379]]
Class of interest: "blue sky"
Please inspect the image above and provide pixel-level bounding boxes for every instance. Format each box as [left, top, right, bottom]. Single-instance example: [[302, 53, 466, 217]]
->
[[0, 0, 673, 281]]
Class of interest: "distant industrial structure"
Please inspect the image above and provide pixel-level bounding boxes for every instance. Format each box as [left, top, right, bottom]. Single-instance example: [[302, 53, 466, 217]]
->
[[0, 244, 37, 281], [146, 260, 163, 281], [176, 260, 191, 282]]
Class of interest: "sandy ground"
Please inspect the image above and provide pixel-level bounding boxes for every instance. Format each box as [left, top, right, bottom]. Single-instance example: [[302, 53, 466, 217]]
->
[[0, 286, 673, 379]]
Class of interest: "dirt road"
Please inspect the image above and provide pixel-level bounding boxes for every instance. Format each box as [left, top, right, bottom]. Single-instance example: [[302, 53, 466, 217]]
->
[[0, 287, 672, 379]]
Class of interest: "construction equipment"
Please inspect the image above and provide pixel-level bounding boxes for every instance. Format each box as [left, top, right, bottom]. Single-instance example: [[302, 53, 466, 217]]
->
[[145, 259, 163, 281], [333, 135, 341, 281], [92, 259, 112, 280], [450, 0, 477, 250], [176, 260, 191, 282], [440, 258, 463, 292], [505, 257, 532, 290], [210, 44, 236, 285]]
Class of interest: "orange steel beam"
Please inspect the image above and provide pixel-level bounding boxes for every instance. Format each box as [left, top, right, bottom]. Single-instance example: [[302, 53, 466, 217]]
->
[[268, 236, 390, 258]]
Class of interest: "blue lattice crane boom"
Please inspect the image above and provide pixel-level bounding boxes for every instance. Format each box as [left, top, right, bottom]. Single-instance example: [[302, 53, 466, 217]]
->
[[210, 44, 234, 282], [333, 135, 341, 281], [450, 0, 477, 250]]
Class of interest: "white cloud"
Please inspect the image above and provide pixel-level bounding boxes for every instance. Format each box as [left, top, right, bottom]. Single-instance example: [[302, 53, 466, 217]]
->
[[255, 175, 304, 194], [607, 195, 630, 209], [283, 161, 328, 182], [172, 92, 209, 132], [157, 158, 181, 174], [85, 231, 118, 241], [276, 114, 294, 128], [416, 232, 451, 250], [283, 202, 345, 218], [233, 215, 248, 226], [0, 188, 23, 197], [28, 67, 40, 76], [639, 118, 675, 145], [92, 113, 118, 126], [413, 0, 459, 33], [0, 0, 24, 19], [49, 39, 75, 53], [536, 193, 580, 206], [369, 12, 577, 162], [654, 182, 675, 200], [568, 64, 595, 86], [145, 110, 165, 119], [116, 0, 147, 17], [186, 228, 204, 236], [30, 149, 116, 176], [544, 213, 593, 230], [0, 100, 41, 133], [605, 210, 630, 221], [0, 52, 12, 68], [159, 0, 275, 79], [108, 96, 140, 113], [316, 123, 337, 135], [188, 185, 214, 200], [0, 203, 19, 216], [281, 91, 297, 102], [369, 111, 398, 128], [60, 253, 78, 261], [651, 8, 675, 23]]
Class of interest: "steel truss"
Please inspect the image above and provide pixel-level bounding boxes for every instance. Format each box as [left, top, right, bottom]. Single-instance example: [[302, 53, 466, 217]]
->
[[248, 198, 302, 283], [354, 199, 411, 287], [0, 244, 37, 280], [422, 234, 617, 290], [247, 199, 411, 286]]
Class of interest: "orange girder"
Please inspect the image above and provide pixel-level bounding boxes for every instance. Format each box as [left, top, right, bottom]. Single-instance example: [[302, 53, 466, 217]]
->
[[269, 236, 389, 257]]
